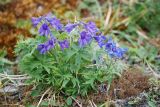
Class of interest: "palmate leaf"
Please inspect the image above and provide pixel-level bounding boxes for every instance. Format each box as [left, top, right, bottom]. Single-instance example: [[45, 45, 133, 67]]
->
[[71, 78, 79, 88], [58, 72, 73, 82], [82, 72, 98, 89], [63, 43, 80, 63], [19, 52, 56, 79], [83, 79, 95, 89], [80, 46, 93, 62], [61, 79, 70, 89], [80, 53, 91, 62], [38, 55, 56, 74], [65, 49, 77, 62], [75, 54, 81, 71]]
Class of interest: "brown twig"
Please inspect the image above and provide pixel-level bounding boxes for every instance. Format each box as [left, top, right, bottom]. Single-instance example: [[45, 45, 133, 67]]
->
[[146, 61, 160, 79], [37, 87, 51, 107], [89, 100, 97, 107], [71, 96, 82, 107]]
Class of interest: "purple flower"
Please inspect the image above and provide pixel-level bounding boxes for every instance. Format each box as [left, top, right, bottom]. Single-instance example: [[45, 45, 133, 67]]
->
[[65, 23, 78, 33], [105, 38, 116, 51], [37, 44, 47, 54], [31, 17, 42, 27], [47, 17, 63, 31], [58, 40, 69, 50], [41, 13, 63, 31], [113, 47, 128, 58], [45, 38, 56, 51], [84, 21, 99, 34], [37, 38, 56, 54], [94, 35, 107, 48], [78, 31, 92, 47], [105, 38, 127, 58], [38, 23, 51, 36], [44, 12, 54, 21]]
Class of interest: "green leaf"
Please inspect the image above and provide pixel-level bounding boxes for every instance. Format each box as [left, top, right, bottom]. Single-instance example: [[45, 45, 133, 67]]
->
[[30, 89, 41, 97], [58, 32, 68, 40], [72, 44, 80, 51], [65, 49, 77, 62], [83, 79, 95, 89], [75, 54, 81, 71], [81, 52, 91, 62], [0, 58, 14, 65], [61, 79, 69, 89], [43, 66, 50, 74], [148, 101, 156, 107], [66, 97, 72, 106], [0, 50, 7, 57], [71, 78, 79, 87], [41, 101, 49, 106]]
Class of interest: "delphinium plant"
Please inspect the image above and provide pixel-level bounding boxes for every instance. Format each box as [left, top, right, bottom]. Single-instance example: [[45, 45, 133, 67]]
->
[[15, 13, 127, 99]]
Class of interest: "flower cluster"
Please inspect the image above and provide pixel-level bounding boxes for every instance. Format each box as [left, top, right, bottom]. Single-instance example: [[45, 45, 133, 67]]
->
[[32, 13, 67, 54], [31, 13, 127, 58]]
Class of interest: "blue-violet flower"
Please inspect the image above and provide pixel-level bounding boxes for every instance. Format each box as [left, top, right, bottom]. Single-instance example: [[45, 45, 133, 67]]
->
[[31, 17, 42, 27], [78, 31, 92, 47], [48, 17, 63, 31], [45, 38, 56, 51], [65, 23, 78, 33], [37, 44, 47, 54], [39, 23, 51, 36], [94, 34, 107, 48], [58, 40, 69, 50], [84, 21, 99, 35], [105, 38, 127, 58]]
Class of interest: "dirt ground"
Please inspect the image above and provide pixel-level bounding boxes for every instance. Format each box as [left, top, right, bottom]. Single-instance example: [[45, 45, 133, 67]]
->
[[0, 68, 151, 106]]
